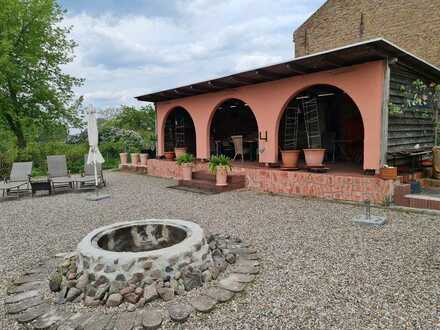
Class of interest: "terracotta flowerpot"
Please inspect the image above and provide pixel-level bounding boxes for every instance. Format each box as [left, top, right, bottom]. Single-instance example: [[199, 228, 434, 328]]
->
[[119, 153, 128, 165], [174, 147, 187, 159], [140, 153, 149, 166], [280, 150, 300, 168], [304, 149, 326, 167], [131, 153, 140, 165], [379, 167, 397, 180], [164, 151, 175, 160], [181, 164, 193, 181], [216, 165, 229, 186]]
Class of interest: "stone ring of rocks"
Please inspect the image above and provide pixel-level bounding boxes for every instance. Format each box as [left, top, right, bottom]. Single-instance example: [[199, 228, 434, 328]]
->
[[5, 219, 260, 329]]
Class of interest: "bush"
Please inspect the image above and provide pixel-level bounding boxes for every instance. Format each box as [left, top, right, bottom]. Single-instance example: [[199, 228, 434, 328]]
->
[[13, 142, 120, 176], [99, 127, 145, 153]]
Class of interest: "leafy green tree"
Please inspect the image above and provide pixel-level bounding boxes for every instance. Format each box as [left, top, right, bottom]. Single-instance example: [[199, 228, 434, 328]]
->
[[0, 0, 83, 148], [99, 104, 156, 150], [100, 104, 155, 135]]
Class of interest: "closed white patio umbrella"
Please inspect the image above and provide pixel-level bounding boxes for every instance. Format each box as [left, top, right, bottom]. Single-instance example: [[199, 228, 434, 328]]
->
[[86, 106, 109, 201]]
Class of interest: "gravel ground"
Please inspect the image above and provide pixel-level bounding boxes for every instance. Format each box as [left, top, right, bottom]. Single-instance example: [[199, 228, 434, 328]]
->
[[1, 171, 440, 329]]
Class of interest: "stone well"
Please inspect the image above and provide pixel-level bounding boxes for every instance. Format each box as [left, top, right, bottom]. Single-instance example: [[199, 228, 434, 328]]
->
[[77, 219, 212, 285]]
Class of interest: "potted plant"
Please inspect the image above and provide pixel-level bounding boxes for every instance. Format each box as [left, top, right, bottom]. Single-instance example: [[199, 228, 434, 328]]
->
[[174, 146, 187, 159], [131, 152, 140, 166], [119, 152, 128, 165], [303, 148, 326, 167], [176, 153, 194, 181], [379, 165, 398, 180], [164, 150, 175, 160], [280, 150, 301, 168], [119, 142, 128, 165], [209, 155, 232, 186], [140, 153, 149, 166]]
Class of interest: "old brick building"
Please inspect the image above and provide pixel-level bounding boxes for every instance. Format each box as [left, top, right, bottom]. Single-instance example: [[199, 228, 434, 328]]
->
[[294, 0, 440, 67]]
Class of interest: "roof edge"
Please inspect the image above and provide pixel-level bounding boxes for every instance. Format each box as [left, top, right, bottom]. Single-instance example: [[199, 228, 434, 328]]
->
[[136, 38, 440, 102]]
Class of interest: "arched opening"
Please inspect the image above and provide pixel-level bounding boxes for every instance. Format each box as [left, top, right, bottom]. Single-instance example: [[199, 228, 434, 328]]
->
[[278, 85, 364, 171], [164, 107, 196, 156], [209, 99, 259, 161]]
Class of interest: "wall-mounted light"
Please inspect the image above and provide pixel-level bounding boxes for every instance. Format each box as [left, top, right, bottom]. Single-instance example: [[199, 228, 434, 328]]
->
[[259, 131, 268, 141]]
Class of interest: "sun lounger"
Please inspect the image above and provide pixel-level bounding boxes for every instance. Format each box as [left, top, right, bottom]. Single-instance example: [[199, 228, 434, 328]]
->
[[75, 155, 106, 189], [0, 162, 32, 198], [47, 155, 74, 193]]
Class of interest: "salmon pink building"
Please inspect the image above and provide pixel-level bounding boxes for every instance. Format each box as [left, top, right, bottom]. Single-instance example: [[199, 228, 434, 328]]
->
[[134, 39, 440, 205]]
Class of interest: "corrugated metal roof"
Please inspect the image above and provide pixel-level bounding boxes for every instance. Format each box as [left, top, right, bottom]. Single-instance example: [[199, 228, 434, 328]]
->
[[136, 38, 440, 103]]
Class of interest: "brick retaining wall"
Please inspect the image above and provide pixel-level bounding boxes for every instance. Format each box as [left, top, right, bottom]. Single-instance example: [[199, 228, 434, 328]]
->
[[122, 159, 394, 205]]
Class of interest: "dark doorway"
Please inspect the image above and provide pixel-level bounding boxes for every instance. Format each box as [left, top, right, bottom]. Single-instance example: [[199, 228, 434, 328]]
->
[[210, 99, 259, 161], [164, 107, 196, 155], [279, 85, 364, 166]]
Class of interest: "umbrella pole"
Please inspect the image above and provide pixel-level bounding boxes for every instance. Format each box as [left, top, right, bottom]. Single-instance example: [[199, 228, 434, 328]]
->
[[94, 158, 99, 197]]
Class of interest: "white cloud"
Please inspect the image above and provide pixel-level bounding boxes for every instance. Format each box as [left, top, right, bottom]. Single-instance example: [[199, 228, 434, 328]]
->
[[61, 1, 325, 108]]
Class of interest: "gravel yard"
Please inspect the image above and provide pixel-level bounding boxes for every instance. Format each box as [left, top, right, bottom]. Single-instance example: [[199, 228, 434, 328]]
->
[[1, 171, 440, 329]]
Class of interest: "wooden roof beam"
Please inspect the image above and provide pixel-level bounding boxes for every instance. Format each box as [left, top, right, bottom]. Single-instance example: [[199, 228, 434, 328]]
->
[[285, 63, 307, 74], [255, 69, 286, 79], [173, 89, 194, 96], [229, 76, 260, 84], [208, 80, 236, 89]]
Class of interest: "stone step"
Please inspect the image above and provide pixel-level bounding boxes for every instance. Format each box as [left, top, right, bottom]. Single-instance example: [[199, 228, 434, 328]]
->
[[178, 176, 246, 193], [16, 304, 50, 324], [5, 290, 40, 304], [404, 194, 440, 210], [7, 281, 44, 295], [192, 171, 246, 184], [6, 297, 45, 314]]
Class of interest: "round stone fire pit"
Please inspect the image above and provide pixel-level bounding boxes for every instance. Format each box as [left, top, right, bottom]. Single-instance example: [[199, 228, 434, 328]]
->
[[8, 219, 260, 328], [77, 219, 212, 284]]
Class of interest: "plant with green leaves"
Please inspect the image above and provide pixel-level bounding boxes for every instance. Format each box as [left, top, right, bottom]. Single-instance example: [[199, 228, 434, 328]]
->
[[176, 153, 194, 165], [0, 0, 84, 148], [208, 155, 232, 173]]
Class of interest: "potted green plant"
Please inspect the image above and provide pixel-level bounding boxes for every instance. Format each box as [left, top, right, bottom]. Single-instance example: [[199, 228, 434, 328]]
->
[[176, 153, 194, 181], [174, 146, 187, 159], [208, 155, 232, 186]]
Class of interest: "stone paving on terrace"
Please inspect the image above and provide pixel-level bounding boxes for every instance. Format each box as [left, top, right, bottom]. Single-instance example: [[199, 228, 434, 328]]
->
[[1, 171, 440, 329]]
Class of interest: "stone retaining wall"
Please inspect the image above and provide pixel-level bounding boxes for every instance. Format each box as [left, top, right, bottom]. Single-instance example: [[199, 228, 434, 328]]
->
[[121, 160, 394, 205]]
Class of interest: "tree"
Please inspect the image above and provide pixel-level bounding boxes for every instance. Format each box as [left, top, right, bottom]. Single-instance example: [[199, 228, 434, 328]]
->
[[100, 104, 156, 140], [0, 0, 83, 148]]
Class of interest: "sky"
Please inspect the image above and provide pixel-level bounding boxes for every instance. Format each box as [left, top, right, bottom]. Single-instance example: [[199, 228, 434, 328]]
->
[[58, 0, 326, 109]]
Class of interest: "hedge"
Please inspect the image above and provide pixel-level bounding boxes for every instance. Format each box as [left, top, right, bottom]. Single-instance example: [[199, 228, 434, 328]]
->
[[0, 142, 121, 177]]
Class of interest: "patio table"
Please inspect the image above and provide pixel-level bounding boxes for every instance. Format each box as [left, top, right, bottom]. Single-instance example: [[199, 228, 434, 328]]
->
[[30, 178, 52, 196]]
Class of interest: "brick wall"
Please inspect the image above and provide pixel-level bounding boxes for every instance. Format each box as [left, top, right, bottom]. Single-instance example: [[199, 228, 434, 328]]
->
[[294, 0, 440, 67], [124, 160, 394, 205]]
